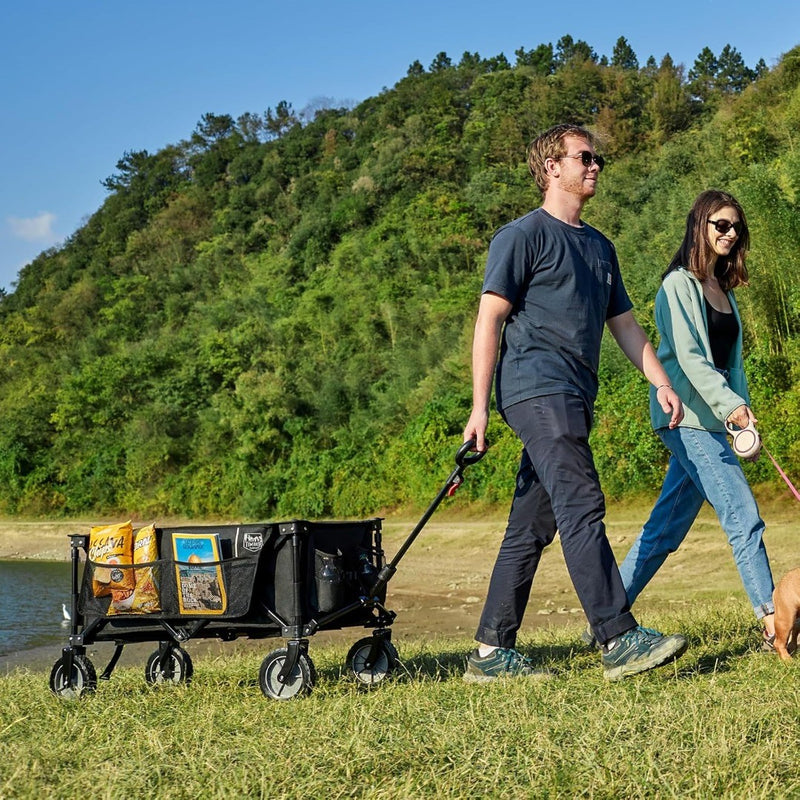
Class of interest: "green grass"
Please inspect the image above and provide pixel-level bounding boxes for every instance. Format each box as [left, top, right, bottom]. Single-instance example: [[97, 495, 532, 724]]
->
[[4, 497, 799, 799], [2, 602, 800, 799]]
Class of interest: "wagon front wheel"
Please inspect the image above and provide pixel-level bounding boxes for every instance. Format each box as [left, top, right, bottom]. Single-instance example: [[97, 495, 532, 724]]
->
[[346, 637, 399, 687], [259, 648, 315, 700], [145, 645, 194, 685], [49, 653, 98, 699]]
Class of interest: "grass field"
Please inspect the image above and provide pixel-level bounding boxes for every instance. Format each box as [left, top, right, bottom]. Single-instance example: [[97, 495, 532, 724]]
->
[[2, 496, 799, 799]]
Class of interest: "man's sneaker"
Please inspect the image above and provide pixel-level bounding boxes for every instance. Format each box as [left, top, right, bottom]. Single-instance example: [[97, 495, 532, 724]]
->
[[463, 647, 550, 683], [602, 626, 687, 681]]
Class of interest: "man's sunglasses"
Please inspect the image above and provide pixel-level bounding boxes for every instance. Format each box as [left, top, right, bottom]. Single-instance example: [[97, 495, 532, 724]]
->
[[707, 218, 743, 235], [558, 151, 605, 171]]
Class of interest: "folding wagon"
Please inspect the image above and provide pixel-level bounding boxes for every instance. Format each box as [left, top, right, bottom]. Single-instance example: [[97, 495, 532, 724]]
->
[[50, 440, 484, 700]]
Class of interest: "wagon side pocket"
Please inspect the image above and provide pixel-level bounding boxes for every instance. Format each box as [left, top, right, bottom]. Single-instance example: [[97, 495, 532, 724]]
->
[[79, 559, 165, 618], [159, 525, 265, 618], [314, 549, 345, 613], [167, 554, 261, 617]]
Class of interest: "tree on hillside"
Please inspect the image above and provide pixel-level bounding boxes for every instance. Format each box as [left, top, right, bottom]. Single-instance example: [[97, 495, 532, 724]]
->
[[716, 44, 757, 93], [689, 44, 758, 108], [596, 65, 647, 156], [688, 46, 719, 103], [611, 36, 639, 71], [514, 43, 554, 74], [647, 54, 693, 144], [263, 101, 299, 139], [555, 35, 598, 67], [430, 51, 452, 72]]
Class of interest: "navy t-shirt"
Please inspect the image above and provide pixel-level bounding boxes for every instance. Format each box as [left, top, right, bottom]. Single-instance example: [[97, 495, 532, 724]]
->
[[482, 207, 633, 413]]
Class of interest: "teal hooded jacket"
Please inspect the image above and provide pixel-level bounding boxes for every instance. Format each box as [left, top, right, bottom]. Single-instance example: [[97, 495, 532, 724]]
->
[[649, 266, 750, 433]]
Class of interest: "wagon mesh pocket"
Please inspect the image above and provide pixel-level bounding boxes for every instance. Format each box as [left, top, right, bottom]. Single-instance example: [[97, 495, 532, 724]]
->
[[79, 560, 164, 617], [159, 525, 267, 617], [169, 555, 260, 616]]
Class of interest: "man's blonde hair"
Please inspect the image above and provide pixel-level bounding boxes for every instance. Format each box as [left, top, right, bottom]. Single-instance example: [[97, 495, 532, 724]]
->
[[527, 124, 597, 196]]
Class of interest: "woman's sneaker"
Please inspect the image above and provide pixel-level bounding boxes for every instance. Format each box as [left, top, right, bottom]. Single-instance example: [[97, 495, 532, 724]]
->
[[463, 647, 550, 683], [581, 625, 599, 649], [761, 629, 777, 653], [602, 626, 687, 681]]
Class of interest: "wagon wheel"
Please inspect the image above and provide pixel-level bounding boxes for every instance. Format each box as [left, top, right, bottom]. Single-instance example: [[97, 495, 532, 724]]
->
[[49, 653, 98, 699], [145, 645, 194, 685], [346, 637, 399, 687], [259, 648, 316, 700]]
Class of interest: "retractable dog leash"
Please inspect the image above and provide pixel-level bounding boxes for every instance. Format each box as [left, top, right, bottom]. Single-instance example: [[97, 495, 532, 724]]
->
[[762, 443, 800, 503], [726, 420, 800, 502]]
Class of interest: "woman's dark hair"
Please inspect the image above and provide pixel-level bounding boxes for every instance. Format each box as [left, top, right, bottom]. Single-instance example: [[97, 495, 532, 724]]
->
[[663, 189, 750, 290]]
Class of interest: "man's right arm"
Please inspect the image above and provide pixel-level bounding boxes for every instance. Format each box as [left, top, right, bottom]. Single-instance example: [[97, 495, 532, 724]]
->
[[463, 292, 513, 452]]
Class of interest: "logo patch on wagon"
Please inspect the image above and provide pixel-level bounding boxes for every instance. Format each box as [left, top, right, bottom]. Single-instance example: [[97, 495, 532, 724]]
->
[[241, 531, 264, 553]]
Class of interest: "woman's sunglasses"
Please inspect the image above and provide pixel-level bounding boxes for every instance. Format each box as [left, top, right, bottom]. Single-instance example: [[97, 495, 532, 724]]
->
[[707, 218, 743, 235], [558, 151, 605, 171]]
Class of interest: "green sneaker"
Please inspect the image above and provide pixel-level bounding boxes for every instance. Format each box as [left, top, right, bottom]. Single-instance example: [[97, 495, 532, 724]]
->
[[602, 626, 687, 681], [581, 625, 599, 650], [463, 647, 550, 683]]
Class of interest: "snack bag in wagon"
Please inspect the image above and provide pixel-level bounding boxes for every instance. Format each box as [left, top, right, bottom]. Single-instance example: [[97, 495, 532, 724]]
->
[[88, 521, 135, 599]]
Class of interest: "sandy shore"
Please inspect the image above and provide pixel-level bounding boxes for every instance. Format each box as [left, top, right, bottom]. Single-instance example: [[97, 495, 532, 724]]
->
[[0, 520, 91, 560]]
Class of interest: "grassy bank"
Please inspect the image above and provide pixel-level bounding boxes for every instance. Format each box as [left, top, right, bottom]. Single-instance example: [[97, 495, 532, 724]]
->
[[2, 602, 800, 799], [3, 497, 799, 797]]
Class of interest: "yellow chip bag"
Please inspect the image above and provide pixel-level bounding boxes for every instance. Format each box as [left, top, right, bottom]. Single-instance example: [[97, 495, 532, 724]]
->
[[130, 523, 161, 614], [107, 523, 161, 615], [88, 521, 135, 598]]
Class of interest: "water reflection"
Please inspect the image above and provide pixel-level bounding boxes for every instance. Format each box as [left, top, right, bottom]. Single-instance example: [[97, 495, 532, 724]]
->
[[0, 561, 73, 657]]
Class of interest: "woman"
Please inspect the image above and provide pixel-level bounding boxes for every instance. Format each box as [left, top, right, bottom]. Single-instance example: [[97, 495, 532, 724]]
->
[[618, 189, 776, 649]]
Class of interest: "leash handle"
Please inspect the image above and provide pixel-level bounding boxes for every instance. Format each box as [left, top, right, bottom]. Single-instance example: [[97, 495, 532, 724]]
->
[[762, 443, 800, 503]]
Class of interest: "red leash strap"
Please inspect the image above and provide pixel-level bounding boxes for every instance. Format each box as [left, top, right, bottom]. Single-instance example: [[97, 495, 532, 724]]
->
[[762, 443, 800, 503]]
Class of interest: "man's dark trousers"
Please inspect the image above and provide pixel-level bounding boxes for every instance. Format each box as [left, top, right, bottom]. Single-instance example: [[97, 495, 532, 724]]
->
[[475, 393, 637, 648]]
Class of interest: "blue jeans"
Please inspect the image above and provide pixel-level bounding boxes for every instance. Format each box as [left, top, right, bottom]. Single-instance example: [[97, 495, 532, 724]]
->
[[618, 426, 774, 619]]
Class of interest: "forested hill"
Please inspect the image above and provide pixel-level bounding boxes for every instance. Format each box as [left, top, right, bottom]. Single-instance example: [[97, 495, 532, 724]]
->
[[2, 38, 799, 519]]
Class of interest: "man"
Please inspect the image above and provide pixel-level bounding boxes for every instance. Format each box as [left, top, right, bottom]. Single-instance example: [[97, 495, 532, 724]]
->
[[462, 123, 688, 682]]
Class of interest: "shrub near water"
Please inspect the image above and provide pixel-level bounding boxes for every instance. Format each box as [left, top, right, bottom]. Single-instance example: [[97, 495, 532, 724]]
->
[[2, 602, 799, 799]]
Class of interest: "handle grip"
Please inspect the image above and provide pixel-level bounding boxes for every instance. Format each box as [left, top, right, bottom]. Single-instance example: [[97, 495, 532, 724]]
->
[[725, 420, 761, 459], [456, 439, 487, 468]]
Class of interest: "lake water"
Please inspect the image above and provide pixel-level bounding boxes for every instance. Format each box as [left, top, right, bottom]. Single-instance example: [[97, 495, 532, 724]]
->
[[0, 560, 74, 658]]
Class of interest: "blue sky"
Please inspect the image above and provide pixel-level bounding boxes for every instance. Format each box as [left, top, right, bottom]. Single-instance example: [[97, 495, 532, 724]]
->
[[2, 0, 797, 294]]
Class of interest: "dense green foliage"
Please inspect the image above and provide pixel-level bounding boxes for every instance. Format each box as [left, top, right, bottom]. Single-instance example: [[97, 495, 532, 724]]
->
[[1, 38, 799, 518]]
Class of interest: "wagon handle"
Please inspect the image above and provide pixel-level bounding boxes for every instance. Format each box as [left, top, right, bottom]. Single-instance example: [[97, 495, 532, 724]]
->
[[456, 438, 487, 468], [367, 438, 488, 598]]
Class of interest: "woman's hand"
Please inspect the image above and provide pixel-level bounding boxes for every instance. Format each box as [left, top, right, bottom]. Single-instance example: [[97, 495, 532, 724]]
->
[[726, 405, 761, 461], [726, 404, 757, 430]]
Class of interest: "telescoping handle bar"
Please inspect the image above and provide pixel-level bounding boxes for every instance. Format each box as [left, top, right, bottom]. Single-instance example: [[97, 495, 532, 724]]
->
[[368, 439, 486, 598]]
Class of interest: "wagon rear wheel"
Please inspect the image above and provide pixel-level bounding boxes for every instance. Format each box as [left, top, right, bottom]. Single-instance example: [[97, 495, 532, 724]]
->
[[145, 645, 194, 685], [49, 653, 97, 699]]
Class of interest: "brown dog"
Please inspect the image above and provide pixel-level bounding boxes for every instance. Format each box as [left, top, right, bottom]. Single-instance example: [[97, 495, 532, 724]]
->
[[772, 568, 800, 662]]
